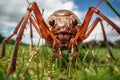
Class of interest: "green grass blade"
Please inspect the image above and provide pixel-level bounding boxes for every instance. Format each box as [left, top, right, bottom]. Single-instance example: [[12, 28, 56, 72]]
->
[[105, 0, 120, 17], [0, 69, 6, 80], [24, 68, 31, 80]]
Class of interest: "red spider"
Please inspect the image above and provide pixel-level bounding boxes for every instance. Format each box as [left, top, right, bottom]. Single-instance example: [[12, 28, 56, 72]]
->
[[0, 0, 120, 78]]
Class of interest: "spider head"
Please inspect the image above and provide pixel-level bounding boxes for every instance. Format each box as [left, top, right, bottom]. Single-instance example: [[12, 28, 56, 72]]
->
[[46, 10, 81, 49]]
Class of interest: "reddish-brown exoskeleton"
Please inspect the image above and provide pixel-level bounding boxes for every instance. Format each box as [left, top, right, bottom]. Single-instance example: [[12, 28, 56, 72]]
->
[[0, 1, 120, 78]]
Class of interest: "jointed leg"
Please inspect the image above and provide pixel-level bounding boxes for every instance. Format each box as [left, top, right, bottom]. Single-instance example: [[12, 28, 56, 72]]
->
[[70, 43, 79, 60], [0, 17, 24, 58], [73, 7, 120, 42], [7, 39, 20, 79], [100, 20, 115, 60], [6, 11, 31, 79], [70, 6, 120, 60], [83, 18, 115, 60], [0, 2, 59, 79], [53, 42, 62, 59]]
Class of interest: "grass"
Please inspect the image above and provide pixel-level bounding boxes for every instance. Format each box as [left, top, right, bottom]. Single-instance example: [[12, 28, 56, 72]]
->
[[0, 43, 120, 80]]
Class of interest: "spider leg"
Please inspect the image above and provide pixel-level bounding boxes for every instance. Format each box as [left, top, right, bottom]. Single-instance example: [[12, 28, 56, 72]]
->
[[73, 7, 120, 42], [0, 17, 24, 58], [28, 2, 60, 45], [70, 7, 120, 60], [29, 11, 61, 58], [70, 7, 120, 59], [53, 42, 62, 59], [6, 11, 31, 78], [100, 20, 115, 60], [84, 18, 115, 60], [2, 2, 60, 78], [70, 43, 78, 60]]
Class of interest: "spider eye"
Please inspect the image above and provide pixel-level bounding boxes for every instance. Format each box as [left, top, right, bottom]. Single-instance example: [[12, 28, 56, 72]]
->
[[49, 19, 55, 26], [72, 19, 78, 26]]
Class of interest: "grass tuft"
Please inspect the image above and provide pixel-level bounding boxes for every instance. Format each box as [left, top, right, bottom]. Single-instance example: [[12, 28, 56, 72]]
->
[[0, 44, 120, 80]]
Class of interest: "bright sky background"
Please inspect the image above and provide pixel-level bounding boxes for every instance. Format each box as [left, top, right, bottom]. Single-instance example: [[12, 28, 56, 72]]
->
[[0, 0, 120, 44]]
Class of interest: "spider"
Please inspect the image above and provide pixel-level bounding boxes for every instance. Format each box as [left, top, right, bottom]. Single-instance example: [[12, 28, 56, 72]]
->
[[0, 0, 120, 78]]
